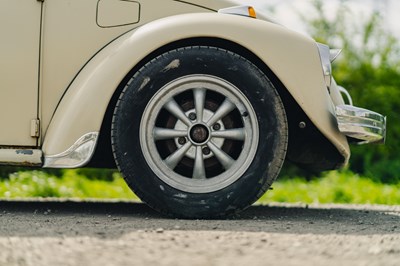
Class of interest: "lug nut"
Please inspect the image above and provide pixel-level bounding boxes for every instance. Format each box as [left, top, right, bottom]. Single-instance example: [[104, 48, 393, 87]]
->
[[299, 122, 306, 129], [213, 124, 221, 131], [202, 147, 211, 155], [178, 137, 186, 145], [242, 111, 249, 117], [188, 112, 197, 121]]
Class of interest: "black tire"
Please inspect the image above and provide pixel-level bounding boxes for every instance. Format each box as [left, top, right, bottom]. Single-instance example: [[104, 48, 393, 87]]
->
[[112, 46, 287, 218]]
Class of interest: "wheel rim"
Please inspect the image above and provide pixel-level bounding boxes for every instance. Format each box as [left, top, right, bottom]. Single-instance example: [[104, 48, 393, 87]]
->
[[140, 75, 259, 193]]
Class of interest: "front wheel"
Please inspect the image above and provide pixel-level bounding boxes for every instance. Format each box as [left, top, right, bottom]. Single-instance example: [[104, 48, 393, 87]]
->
[[112, 46, 287, 218]]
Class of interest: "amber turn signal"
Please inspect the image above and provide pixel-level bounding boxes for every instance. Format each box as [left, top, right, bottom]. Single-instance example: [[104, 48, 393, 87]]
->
[[248, 6, 257, 18]]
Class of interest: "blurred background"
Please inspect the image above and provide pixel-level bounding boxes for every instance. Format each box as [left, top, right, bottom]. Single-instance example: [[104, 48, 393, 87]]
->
[[237, 0, 400, 39], [247, 0, 400, 184], [1, 0, 399, 204]]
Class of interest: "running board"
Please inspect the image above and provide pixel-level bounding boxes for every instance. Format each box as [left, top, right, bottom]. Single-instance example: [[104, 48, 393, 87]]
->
[[0, 149, 42, 167]]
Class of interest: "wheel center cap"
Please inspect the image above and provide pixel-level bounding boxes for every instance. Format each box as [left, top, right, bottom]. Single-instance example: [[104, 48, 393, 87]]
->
[[189, 124, 209, 144]]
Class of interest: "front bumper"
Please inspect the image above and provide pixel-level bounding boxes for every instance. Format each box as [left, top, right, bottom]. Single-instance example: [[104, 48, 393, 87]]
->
[[336, 104, 386, 144]]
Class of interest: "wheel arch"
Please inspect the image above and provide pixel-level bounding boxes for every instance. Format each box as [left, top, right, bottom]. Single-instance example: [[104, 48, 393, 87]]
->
[[42, 13, 349, 169], [89, 37, 272, 168], [89, 37, 347, 170]]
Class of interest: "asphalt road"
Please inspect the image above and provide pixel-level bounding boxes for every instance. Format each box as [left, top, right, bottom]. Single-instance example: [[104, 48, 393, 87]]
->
[[0, 200, 399, 266]]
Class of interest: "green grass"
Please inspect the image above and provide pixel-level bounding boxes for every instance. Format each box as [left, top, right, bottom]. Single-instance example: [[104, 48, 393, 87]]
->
[[0, 169, 399, 205], [260, 171, 400, 205], [0, 170, 137, 200]]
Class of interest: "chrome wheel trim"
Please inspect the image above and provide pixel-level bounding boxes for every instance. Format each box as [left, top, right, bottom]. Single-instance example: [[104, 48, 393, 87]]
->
[[140, 75, 259, 193]]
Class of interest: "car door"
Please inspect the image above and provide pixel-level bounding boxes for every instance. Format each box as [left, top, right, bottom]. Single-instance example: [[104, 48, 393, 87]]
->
[[0, 0, 42, 146]]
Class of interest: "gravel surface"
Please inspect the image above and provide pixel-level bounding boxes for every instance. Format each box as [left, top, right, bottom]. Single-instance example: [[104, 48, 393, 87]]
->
[[0, 200, 399, 266]]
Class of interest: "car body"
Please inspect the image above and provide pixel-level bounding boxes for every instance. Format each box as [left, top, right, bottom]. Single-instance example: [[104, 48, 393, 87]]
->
[[0, 0, 385, 217]]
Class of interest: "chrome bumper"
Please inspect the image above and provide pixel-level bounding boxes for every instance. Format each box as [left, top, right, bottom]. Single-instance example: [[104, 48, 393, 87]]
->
[[335, 104, 386, 144]]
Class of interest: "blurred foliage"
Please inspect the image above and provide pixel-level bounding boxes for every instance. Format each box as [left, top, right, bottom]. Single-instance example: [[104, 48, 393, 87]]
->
[[0, 169, 399, 205], [300, 0, 400, 183], [261, 170, 400, 205], [0, 169, 136, 199], [0, 167, 116, 182]]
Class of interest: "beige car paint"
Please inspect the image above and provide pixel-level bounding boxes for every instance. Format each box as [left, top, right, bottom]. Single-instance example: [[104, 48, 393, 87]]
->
[[96, 0, 140, 28], [0, 0, 41, 146], [0, 149, 42, 166], [0, 0, 350, 166], [40, 0, 211, 147]]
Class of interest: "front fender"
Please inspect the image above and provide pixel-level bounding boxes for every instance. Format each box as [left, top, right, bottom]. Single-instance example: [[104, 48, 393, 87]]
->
[[42, 12, 349, 166]]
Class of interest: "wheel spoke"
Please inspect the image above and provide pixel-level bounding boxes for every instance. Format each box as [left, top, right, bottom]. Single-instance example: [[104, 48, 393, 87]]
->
[[193, 88, 206, 123], [164, 99, 192, 126], [153, 127, 187, 141], [207, 141, 235, 170], [193, 146, 206, 180], [211, 128, 246, 141], [207, 98, 236, 126], [164, 142, 192, 169], [138, 74, 261, 193]]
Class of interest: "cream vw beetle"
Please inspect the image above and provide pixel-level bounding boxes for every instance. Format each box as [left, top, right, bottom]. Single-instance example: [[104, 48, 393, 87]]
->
[[1, 0, 385, 217]]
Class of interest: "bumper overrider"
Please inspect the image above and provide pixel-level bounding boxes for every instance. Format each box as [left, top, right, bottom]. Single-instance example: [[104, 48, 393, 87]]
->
[[316, 43, 386, 144], [335, 98, 386, 144]]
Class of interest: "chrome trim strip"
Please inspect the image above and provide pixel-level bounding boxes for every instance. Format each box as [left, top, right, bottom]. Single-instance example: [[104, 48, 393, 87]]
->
[[43, 132, 99, 168], [336, 105, 386, 144], [338, 86, 353, 106], [329, 48, 342, 62], [0, 149, 42, 166], [218, 6, 255, 18], [317, 43, 332, 87]]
